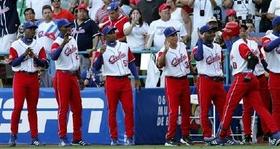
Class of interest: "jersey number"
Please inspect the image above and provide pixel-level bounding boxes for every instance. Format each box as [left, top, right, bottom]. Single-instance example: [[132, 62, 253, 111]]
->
[[232, 62, 237, 69]]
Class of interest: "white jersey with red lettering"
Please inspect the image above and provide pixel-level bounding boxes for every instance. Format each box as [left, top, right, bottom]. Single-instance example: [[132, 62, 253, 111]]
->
[[159, 42, 190, 77], [102, 41, 134, 76], [246, 39, 265, 76], [194, 43, 223, 77], [10, 39, 45, 72], [37, 21, 59, 53], [263, 33, 280, 73], [230, 38, 251, 75], [52, 36, 80, 71]]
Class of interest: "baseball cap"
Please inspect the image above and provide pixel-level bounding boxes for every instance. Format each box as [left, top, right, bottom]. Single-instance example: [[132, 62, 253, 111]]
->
[[272, 16, 280, 28], [200, 25, 217, 34], [107, 2, 119, 11], [158, 3, 171, 12], [102, 26, 117, 35], [208, 16, 217, 23], [226, 9, 236, 17], [23, 21, 38, 29], [77, 3, 88, 11], [163, 27, 178, 37], [55, 19, 72, 29]]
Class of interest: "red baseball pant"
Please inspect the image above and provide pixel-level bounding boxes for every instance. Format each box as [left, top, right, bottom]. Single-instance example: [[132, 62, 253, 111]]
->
[[219, 73, 279, 138], [165, 77, 190, 140], [105, 76, 134, 139], [197, 75, 229, 137], [53, 70, 82, 141], [268, 72, 280, 130], [11, 72, 39, 138], [242, 74, 271, 135]]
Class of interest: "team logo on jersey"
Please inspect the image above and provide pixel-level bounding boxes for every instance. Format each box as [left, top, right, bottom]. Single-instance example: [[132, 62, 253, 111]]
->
[[171, 54, 187, 67], [109, 52, 126, 64], [206, 53, 221, 64], [64, 44, 77, 56]]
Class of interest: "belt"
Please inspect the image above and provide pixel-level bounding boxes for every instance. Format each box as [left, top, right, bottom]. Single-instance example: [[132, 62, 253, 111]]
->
[[200, 74, 224, 82], [57, 70, 77, 75], [107, 75, 129, 79], [256, 74, 265, 78], [16, 71, 38, 75], [166, 76, 188, 80]]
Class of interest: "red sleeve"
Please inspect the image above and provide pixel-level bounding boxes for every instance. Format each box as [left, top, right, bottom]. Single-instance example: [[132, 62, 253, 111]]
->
[[262, 37, 271, 47], [92, 51, 102, 63], [128, 48, 135, 63], [239, 43, 251, 59], [129, 0, 136, 5], [38, 47, 47, 60], [51, 43, 60, 52], [9, 47, 18, 60]]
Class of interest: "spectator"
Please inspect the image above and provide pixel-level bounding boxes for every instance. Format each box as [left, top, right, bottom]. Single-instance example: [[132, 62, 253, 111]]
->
[[52, 0, 75, 22], [37, 5, 59, 87], [99, 2, 129, 42], [73, 3, 99, 72], [95, 0, 126, 24], [146, 3, 187, 51], [123, 8, 149, 70], [166, 0, 192, 42], [0, 0, 20, 54], [88, 0, 104, 21], [17, 8, 40, 39], [225, 9, 237, 23], [188, 0, 216, 49], [221, 0, 234, 23], [137, 0, 165, 25], [26, 0, 51, 19], [232, 0, 255, 22], [255, 0, 272, 32], [267, 0, 280, 19]]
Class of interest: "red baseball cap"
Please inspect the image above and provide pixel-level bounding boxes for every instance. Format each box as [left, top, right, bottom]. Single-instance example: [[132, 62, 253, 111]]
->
[[77, 3, 88, 11], [158, 3, 171, 12], [226, 9, 236, 17]]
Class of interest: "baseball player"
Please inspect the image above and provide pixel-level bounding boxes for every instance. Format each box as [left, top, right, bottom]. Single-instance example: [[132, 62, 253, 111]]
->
[[211, 21, 280, 146], [50, 19, 87, 146], [239, 24, 271, 144], [8, 21, 48, 146], [262, 16, 280, 130], [93, 25, 141, 146], [193, 24, 230, 144], [157, 27, 191, 146]]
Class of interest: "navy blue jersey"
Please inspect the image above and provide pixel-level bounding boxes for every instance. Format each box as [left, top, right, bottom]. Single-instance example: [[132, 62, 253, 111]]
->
[[72, 19, 99, 51], [0, 0, 20, 37]]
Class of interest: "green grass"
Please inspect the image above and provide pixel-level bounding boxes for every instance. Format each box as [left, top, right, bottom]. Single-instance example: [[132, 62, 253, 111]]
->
[[0, 144, 278, 149]]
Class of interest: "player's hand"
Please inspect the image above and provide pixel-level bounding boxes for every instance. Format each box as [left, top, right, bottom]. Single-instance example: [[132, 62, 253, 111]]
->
[[197, 28, 204, 39], [62, 33, 71, 46], [100, 44, 106, 54], [135, 79, 141, 91], [24, 48, 33, 57], [164, 39, 170, 52]]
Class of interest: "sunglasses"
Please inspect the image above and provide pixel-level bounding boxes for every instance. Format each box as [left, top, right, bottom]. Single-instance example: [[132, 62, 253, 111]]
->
[[52, 0, 60, 2]]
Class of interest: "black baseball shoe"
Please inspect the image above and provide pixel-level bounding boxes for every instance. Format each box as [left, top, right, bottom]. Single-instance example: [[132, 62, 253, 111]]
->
[[180, 136, 192, 146], [71, 140, 88, 146], [124, 137, 135, 146], [165, 138, 179, 146], [9, 134, 17, 147], [243, 135, 252, 145], [270, 132, 280, 146], [110, 139, 118, 146], [31, 137, 40, 146]]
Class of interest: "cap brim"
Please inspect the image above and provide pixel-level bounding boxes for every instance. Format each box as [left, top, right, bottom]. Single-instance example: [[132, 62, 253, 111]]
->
[[167, 30, 179, 37], [25, 25, 38, 29], [62, 22, 73, 28]]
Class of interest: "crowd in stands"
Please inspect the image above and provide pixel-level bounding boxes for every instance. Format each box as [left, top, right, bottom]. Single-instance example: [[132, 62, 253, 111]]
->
[[0, 0, 280, 88]]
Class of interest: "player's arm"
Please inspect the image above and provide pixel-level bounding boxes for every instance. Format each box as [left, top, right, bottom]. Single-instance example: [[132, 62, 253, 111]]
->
[[50, 35, 71, 60], [127, 49, 139, 80], [193, 38, 204, 61], [9, 47, 29, 67], [263, 37, 280, 52], [93, 45, 105, 72], [33, 47, 49, 68], [259, 49, 269, 72]]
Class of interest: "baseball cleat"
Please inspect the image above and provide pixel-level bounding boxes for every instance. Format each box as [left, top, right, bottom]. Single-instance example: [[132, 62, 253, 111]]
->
[[71, 140, 88, 146], [124, 137, 135, 146], [203, 136, 215, 145], [110, 139, 118, 146], [180, 136, 192, 146], [270, 132, 280, 146], [9, 134, 17, 147], [242, 135, 252, 145], [31, 137, 40, 146], [165, 138, 179, 146], [59, 137, 71, 147]]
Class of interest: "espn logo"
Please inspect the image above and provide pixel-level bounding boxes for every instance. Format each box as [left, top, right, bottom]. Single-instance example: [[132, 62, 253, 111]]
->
[[0, 98, 104, 133]]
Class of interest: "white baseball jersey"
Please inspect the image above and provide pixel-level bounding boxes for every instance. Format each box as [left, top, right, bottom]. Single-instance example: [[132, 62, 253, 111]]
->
[[194, 43, 224, 77], [263, 33, 280, 73], [102, 41, 134, 76], [230, 38, 253, 75], [37, 21, 59, 53], [51, 36, 80, 71], [158, 42, 190, 77], [233, 0, 255, 20], [246, 39, 265, 76], [10, 39, 45, 72]]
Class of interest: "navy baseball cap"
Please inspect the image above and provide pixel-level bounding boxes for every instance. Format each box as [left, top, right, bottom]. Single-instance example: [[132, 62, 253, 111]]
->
[[23, 21, 38, 29], [55, 19, 72, 29], [107, 2, 119, 11], [200, 25, 217, 34], [272, 16, 280, 28], [163, 27, 178, 37], [102, 26, 117, 35]]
